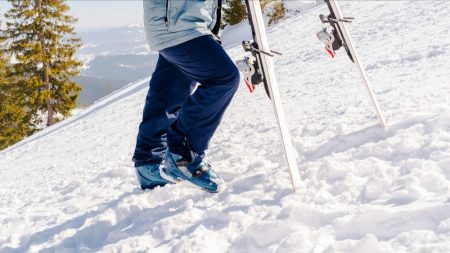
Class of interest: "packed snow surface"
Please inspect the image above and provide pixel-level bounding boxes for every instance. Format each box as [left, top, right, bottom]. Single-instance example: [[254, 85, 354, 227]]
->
[[1, 1, 450, 252]]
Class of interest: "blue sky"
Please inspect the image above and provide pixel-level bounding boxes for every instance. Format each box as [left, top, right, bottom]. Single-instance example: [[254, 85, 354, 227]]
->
[[0, 1, 143, 30]]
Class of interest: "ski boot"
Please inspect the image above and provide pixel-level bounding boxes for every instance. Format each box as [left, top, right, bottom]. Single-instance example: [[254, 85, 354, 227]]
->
[[163, 149, 224, 193], [135, 163, 177, 190]]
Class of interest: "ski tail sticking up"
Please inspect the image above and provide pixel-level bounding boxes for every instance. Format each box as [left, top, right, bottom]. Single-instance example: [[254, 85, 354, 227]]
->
[[317, 0, 387, 127], [236, 0, 301, 191]]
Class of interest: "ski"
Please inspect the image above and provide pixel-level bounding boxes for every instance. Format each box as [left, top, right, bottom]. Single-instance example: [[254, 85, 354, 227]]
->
[[317, 0, 387, 127], [236, 0, 301, 191]]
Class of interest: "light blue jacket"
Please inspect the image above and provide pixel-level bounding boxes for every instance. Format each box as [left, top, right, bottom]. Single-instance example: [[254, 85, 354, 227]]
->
[[143, 0, 219, 51]]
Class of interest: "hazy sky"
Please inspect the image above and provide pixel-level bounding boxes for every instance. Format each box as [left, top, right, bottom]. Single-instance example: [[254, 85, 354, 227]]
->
[[0, 1, 144, 30]]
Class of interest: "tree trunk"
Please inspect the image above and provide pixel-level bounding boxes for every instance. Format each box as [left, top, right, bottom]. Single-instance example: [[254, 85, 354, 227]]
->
[[46, 97, 54, 126], [36, 0, 54, 126]]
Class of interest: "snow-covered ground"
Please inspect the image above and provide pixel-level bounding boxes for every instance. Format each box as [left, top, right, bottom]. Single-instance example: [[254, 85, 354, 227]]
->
[[1, 1, 450, 252]]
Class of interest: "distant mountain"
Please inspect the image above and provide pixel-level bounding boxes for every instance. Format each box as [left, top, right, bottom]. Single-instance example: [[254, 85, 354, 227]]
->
[[82, 54, 157, 81], [72, 76, 130, 107], [78, 25, 149, 56], [75, 25, 157, 106]]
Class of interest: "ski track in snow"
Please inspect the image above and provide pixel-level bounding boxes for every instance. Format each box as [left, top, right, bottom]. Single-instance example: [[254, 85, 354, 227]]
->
[[1, 1, 450, 252]]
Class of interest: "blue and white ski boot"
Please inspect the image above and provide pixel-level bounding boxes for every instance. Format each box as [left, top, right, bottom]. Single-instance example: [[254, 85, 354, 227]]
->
[[135, 163, 177, 190], [163, 150, 223, 193]]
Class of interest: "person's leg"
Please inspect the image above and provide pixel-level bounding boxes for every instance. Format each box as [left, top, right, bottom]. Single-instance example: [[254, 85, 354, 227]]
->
[[160, 36, 240, 161], [133, 54, 196, 167]]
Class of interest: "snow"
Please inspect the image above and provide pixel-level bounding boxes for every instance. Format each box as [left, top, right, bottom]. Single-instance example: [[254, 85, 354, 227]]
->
[[284, 0, 321, 14], [1, 1, 450, 252]]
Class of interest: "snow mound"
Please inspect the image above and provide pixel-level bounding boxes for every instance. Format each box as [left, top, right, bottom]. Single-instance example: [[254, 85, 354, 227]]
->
[[1, 1, 450, 252]]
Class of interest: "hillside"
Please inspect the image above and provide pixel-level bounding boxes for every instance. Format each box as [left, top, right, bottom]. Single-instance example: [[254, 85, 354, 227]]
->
[[1, 1, 450, 252], [75, 25, 157, 106]]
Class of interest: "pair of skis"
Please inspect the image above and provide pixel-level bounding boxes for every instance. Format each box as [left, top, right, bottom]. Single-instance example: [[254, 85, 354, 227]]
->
[[236, 0, 387, 191]]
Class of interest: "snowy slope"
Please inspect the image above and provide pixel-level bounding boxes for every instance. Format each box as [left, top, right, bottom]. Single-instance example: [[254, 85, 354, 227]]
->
[[1, 1, 450, 252]]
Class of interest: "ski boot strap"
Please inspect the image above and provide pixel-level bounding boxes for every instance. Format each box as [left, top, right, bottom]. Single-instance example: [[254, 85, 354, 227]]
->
[[192, 163, 210, 178]]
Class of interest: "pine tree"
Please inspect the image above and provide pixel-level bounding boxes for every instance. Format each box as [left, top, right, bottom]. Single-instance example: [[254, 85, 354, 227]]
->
[[268, 0, 286, 25], [1, 0, 82, 128], [223, 0, 247, 25], [222, 0, 286, 26], [0, 36, 29, 150]]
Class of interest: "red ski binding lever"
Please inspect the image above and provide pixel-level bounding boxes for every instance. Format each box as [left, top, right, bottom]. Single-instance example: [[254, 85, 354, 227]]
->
[[245, 80, 255, 93], [325, 46, 336, 58], [317, 29, 337, 59], [236, 55, 261, 93]]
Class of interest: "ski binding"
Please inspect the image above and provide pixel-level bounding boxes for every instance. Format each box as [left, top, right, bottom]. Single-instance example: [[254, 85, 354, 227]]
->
[[317, 9, 354, 61], [236, 40, 282, 96]]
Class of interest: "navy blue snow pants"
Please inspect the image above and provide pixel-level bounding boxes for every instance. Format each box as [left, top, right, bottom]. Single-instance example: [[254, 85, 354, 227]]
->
[[133, 36, 240, 167]]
